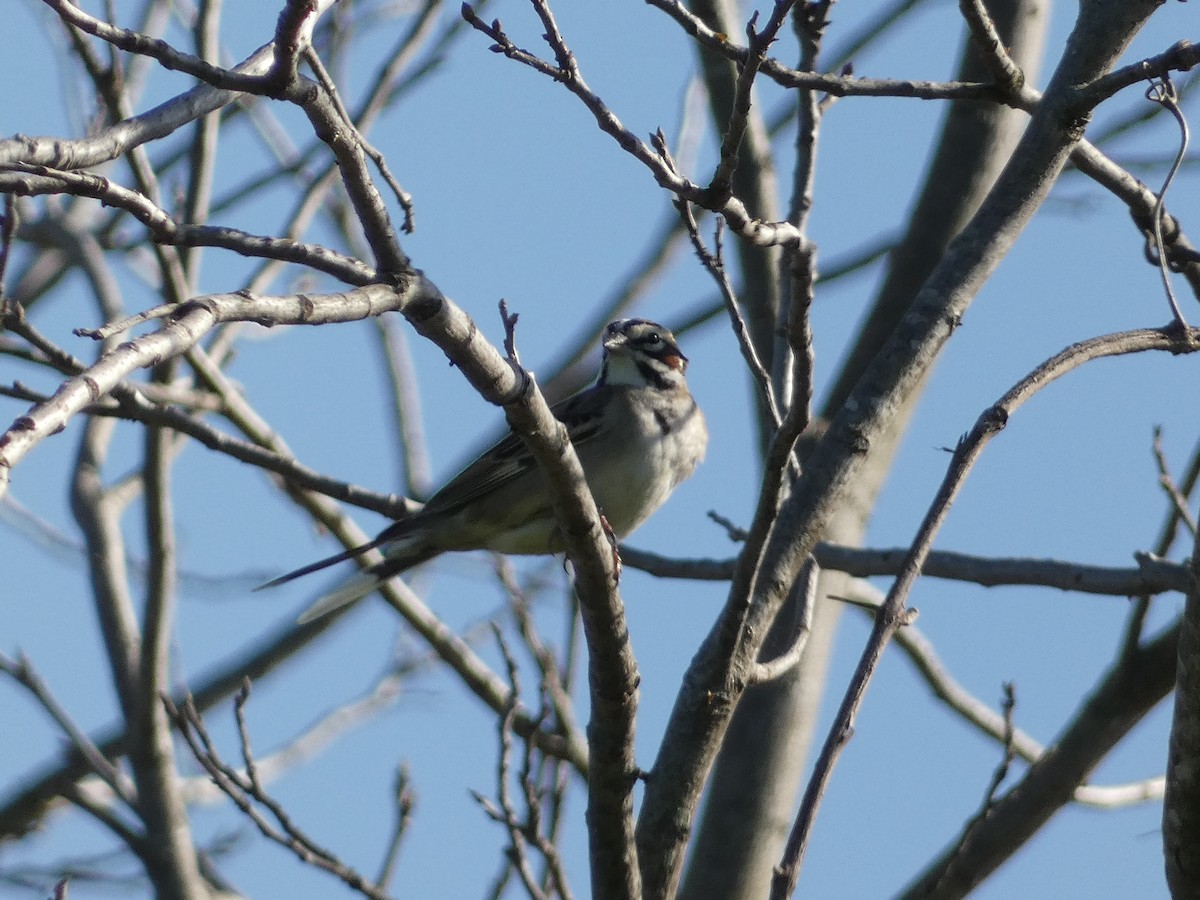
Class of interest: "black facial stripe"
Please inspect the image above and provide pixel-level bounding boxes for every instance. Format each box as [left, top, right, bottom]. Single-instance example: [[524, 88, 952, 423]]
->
[[613, 319, 675, 346], [636, 359, 675, 390], [637, 341, 685, 363]]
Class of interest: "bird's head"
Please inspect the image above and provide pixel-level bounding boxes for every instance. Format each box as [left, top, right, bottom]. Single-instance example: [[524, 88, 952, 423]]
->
[[601, 319, 688, 388]]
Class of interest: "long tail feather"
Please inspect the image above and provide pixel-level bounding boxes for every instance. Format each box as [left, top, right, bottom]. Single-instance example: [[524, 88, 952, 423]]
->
[[292, 542, 440, 624], [254, 539, 380, 591], [263, 535, 439, 624], [295, 570, 381, 624]]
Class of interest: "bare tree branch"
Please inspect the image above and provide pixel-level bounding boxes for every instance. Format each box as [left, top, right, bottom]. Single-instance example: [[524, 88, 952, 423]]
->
[[165, 691, 393, 900], [843, 577, 1164, 810], [748, 558, 817, 685], [1164, 492, 1200, 895], [620, 542, 1193, 596], [899, 618, 1178, 898], [0, 653, 135, 808], [780, 325, 1200, 896]]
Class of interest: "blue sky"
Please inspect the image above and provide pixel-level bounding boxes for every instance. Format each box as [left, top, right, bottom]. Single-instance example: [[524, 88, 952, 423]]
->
[[2, 1, 1199, 898]]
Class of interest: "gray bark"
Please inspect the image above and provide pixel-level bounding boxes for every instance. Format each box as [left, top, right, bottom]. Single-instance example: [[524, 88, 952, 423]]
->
[[679, 3, 1047, 897]]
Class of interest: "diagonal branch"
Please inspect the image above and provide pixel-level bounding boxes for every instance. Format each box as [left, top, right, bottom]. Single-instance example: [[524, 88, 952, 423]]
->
[[779, 325, 1200, 896], [0, 283, 418, 497], [461, 2, 804, 249]]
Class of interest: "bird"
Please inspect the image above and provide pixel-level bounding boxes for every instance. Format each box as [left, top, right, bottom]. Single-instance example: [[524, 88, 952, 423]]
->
[[260, 318, 707, 622]]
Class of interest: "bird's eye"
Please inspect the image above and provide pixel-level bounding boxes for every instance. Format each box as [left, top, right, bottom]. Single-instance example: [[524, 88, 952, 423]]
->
[[643, 332, 663, 347]]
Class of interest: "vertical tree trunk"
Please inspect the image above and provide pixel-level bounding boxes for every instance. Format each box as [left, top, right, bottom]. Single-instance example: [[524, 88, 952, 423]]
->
[[1164, 533, 1200, 897], [680, 4, 1048, 896]]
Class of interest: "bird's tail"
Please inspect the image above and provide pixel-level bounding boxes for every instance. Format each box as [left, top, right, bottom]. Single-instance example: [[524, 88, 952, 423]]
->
[[255, 539, 382, 591], [295, 570, 382, 624], [291, 541, 441, 624]]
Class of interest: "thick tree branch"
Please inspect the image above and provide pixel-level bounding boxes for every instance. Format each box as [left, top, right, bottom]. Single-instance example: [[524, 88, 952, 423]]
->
[[639, 4, 1192, 890], [1163, 498, 1200, 896]]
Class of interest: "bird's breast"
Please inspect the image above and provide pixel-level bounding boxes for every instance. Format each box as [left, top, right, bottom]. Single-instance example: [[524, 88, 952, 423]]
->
[[585, 391, 707, 538]]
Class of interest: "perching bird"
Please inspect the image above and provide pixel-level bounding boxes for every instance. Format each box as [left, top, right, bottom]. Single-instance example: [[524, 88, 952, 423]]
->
[[261, 318, 707, 622]]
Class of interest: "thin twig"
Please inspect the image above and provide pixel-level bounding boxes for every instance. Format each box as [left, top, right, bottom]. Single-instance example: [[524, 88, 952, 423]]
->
[[476, 625, 549, 900], [705, 1, 798, 204], [1123, 429, 1200, 656], [1153, 426, 1198, 537], [1144, 73, 1191, 328], [939, 683, 1019, 873], [461, 2, 806, 248], [0, 653, 134, 806], [377, 315, 433, 498], [500, 299, 521, 367], [164, 694, 394, 900], [375, 764, 416, 891], [496, 560, 586, 765], [301, 45, 415, 232], [706, 510, 749, 543], [958, 0, 1025, 94], [669, 194, 781, 427], [0, 163, 375, 285]]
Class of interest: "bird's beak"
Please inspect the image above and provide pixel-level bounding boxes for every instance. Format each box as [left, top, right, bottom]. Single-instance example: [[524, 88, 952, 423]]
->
[[602, 331, 627, 354]]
